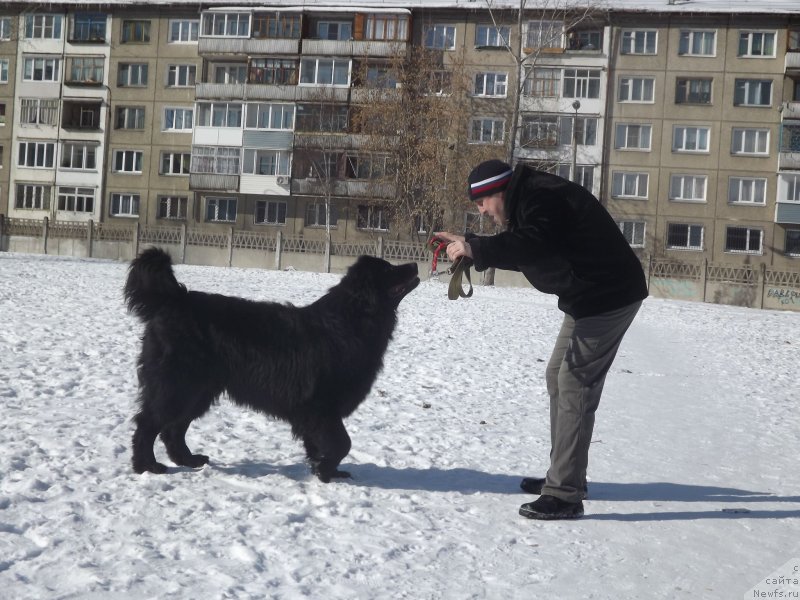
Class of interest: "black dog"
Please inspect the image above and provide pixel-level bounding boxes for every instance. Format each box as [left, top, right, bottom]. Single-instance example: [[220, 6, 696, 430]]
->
[[124, 248, 419, 482]]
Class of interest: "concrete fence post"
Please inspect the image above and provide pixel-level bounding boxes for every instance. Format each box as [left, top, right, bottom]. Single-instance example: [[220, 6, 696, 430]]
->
[[180, 224, 187, 264], [275, 230, 283, 270], [228, 226, 234, 267], [88, 219, 94, 258], [133, 222, 140, 257], [43, 216, 49, 255]]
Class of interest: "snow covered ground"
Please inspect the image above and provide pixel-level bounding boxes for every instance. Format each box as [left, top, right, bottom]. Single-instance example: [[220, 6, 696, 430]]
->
[[0, 251, 798, 600]]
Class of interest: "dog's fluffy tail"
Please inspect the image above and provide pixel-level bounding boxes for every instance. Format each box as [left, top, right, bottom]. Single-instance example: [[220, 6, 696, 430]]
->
[[124, 247, 186, 321]]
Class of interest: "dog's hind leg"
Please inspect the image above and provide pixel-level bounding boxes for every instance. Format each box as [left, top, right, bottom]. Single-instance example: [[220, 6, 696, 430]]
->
[[161, 419, 209, 469], [300, 416, 352, 483], [132, 411, 168, 474]]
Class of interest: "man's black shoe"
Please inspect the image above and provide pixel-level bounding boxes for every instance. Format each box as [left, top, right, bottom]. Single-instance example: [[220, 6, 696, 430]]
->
[[519, 494, 584, 520], [520, 477, 588, 499]]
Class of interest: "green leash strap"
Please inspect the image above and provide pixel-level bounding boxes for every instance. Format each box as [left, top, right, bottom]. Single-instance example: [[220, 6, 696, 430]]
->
[[427, 237, 474, 300]]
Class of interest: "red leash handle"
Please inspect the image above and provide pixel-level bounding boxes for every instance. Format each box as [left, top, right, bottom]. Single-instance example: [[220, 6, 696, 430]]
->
[[427, 237, 449, 273]]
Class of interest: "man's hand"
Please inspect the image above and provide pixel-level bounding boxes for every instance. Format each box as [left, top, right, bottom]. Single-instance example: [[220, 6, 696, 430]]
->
[[446, 239, 473, 262], [432, 232, 465, 244]]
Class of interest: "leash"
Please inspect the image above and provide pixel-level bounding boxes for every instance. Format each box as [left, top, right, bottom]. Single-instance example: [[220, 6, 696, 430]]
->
[[426, 237, 474, 300]]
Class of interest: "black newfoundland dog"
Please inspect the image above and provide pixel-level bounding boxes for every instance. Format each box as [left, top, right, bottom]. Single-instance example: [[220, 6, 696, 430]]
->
[[124, 248, 419, 482]]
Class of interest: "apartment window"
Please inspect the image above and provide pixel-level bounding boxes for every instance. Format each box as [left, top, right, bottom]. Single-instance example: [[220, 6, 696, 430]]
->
[[252, 13, 301, 40], [245, 103, 294, 130], [196, 103, 243, 128], [191, 146, 240, 174], [24, 15, 62, 39], [618, 221, 646, 247], [525, 68, 560, 98], [521, 115, 561, 148], [16, 184, 52, 210], [158, 196, 188, 220], [526, 20, 562, 49], [299, 58, 350, 86], [317, 21, 351, 41], [116, 107, 145, 130], [60, 142, 97, 170], [160, 152, 191, 175], [164, 108, 193, 132], [424, 24, 456, 50], [201, 12, 250, 37], [169, 19, 199, 43], [67, 57, 104, 84], [469, 118, 505, 144], [475, 25, 509, 47], [612, 172, 649, 199], [621, 30, 657, 55], [213, 63, 247, 85], [364, 64, 397, 89], [667, 223, 703, 250], [474, 73, 507, 97], [255, 200, 287, 225], [243, 149, 290, 175], [0, 103, 4, 126], [563, 69, 600, 99], [357, 205, 389, 231], [305, 202, 338, 228], [206, 197, 237, 222], [23, 57, 61, 82], [249, 58, 298, 85], [785, 230, 800, 257], [0, 17, 12, 40], [18, 141, 55, 168], [782, 174, 800, 202], [669, 175, 707, 202], [167, 65, 196, 87], [615, 124, 652, 150], [295, 104, 348, 133], [675, 78, 712, 105], [346, 154, 391, 180], [734, 79, 772, 106], [678, 30, 715, 56], [729, 177, 767, 204], [426, 71, 452, 95], [780, 123, 800, 152], [110, 193, 140, 217], [568, 29, 602, 50], [113, 150, 143, 173], [62, 102, 101, 131], [364, 14, 408, 41], [725, 226, 762, 253], [790, 30, 800, 52], [0, 59, 8, 84], [738, 31, 776, 57], [20, 99, 59, 126], [673, 126, 710, 152], [70, 14, 106, 42], [618, 76, 655, 102], [121, 20, 150, 43], [566, 165, 595, 190], [731, 128, 769, 155], [118, 63, 148, 87], [57, 187, 94, 213]]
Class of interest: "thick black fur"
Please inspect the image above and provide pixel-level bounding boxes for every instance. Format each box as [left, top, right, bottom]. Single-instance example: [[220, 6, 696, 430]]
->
[[124, 248, 419, 482]]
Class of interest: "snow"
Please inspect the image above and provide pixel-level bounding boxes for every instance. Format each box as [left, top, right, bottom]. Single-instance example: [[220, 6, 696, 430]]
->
[[0, 251, 798, 600]]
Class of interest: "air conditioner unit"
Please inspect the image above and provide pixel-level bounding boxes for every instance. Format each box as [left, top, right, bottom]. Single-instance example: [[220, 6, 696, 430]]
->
[[276, 175, 290, 185]]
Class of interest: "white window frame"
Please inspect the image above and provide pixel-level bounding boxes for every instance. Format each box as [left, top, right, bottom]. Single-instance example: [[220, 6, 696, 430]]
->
[[672, 126, 710, 153], [118, 63, 148, 87], [618, 76, 655, 103], [169, 19, 199, 43], [474, 72, 507, 97], [475, 24, 509, 48], [24, 14, 63, 40], [357, 205, 390, 231], [20, 98, 59, 126], [242, 149, 291, 175], [731, 128, 770, 156], [785, 230, 800, 257], [23, 57, 61, 82], [669, 174, 707, 203], [364, 15, 408, 42], [305, 202, 339, 228], [317, 21, 352, 41], [469, 117, 505, 144], [725, 226, 763, 254], [212, 63, 247, 85], [116, 106, 145, 130], [66, 56, 104, 84], [160, 152, 191, 176], [254, 200, 287, 225], [163, 107, 194, 132], [201, 12, 250, 38], [18, 141, 55, 168], [120, 20, 151, 43], [0, 59, 8, 84], [728, 177, 767, 205], [734, 79, 772, 107], [0, 17, 12, 41], [191, 146, 240, 174], [612, 172, 649, 199], [779, 173, 800, 203], [60, 142, 97, 170], [167, 64, 197, 87], [524, 68, 561, 98], [618, 220, 646, 247], [526, 20, 563, 49], [57, 186, 95, 213], [299, 58, 350, 87], [675, 78, 712, 105], [157, 195, 188, 220], [667, 223, 704, 251], [738, 31, 776, 58], [245, 103, 294, 130], [206, 197, 237, 222], [678, 30, 716, 57], [620, 29, 657, 55], [615, 123, 652, 151], [110, 193, 140, 217], [424, 24, 456, 50], [563, 68, 601, 99], [16, 184, 52, 210], [196, 102, 243, 128], [113, 150, 143, 174]]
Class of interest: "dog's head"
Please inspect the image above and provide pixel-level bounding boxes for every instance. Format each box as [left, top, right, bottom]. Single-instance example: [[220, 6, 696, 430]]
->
[[340, 255, 420, 310]]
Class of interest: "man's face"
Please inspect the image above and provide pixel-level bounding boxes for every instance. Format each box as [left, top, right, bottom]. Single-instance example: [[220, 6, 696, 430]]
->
[[474, 192, 506, 226]]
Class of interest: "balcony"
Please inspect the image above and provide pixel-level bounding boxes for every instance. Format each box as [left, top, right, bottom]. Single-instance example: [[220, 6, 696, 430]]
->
[[786, 52, 800, 73], [291, 177, 394, 198], [198, 37, 299, 57], [779, 152, 800, 170], [189, 173, 239, 192], [782, 101, 800, 120], [775, 202, 800, 224]]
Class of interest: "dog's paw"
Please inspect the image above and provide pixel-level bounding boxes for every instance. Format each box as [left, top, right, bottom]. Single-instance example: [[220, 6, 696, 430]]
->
[[316, 469, 351, 483], [183, 454, 209, 468], [133, 461, 168, 475]]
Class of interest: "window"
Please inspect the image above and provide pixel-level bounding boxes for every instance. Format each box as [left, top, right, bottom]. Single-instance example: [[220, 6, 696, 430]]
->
[[160, 152, 191, 175], [346, 154, 391, 180], [675, 78, 712, 105], [734, 79, 772, 106], [18, 141, 55, 168], [678, 30, 715, 56], [738, 31, 775, 57], [618, 221, 646, 247], [16, 184, 52, 210], [731, 128, 769, 155], [169, 19, 199, 43], [525, 68, 560, 98], [113, 150, 143, 173], [364, 14, 408, 41], [780, 123, 800, 152], [790, 30, 800, 52], [60, 142, 97, 170], [163, 108, 193, 132], [667, 223, 703, 250], [191, 146, 240, 174], [24, 15, 62, 39], [615, 124, 652, 151], [116, 107, 145, 130], [0, 59, 8, 84], [206, 197, 237, 222], [0, 17, 12, 40], [526, 20, 562, 49], [167, 65, 196, 87], [673, 126, 710, 152], [110, 193, 140, 217], [563, 69, 600, 99], [424, 25, 456, 50], [57, 187, 94, 213], [295, 104, 348, 133], [249, 58, 298, 85], [201, 12, 250, 37], [317, 21, 351, 41], [521, 115, 597, 149], [728, 177, 767, 204], [475, 25, 509, 47], [255, 200, 287, 225], [158, 196, 188, 220], [618, 76, 655, 102], [621, 30, 657, 55], [67, 57, 104, 84], [426, 71, 452, 95], [305, 202, 338, 228], [121, 20, 150, 43], [213, 63, 247, 84], [252, 13, 301, 40], [196, 103, 243, 128], [725, 226, 762, 253], [785, 230, 800, 256], [474, 73, 507, 97], [245, 103, 294, 130], [669, 175, 707, 202], [20, 99, 59, 126], [568, 29, 602, 50], [0, 103, 4, 126], [364, 64, 397, 89], [562, 164, 595, 190], [71, 14, 106, 42], [118, 63, 148, 87], [243, 149, 290, 175], [612, 172, 649, 199], [357, 205, 389, 231], [299, 58, 350, 86], [781, 174, 800, 202], [469, 118, 505, 144], [23, 57, 61, 82]]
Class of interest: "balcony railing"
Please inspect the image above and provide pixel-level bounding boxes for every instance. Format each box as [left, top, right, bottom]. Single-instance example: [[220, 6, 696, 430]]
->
[[786, 52, 800, 72], [199, 37, 299, 56], [189, 173, 239, 192]]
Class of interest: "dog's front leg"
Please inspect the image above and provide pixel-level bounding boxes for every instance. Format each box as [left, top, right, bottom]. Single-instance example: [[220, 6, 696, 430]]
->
[[301, 416, 352, 483]]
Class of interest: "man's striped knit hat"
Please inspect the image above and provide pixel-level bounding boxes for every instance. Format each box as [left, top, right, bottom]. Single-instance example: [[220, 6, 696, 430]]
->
[[468, 159, 513, 201]]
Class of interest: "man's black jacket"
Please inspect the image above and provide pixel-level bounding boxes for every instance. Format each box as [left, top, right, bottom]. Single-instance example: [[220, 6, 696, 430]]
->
[[467, 165, 648, 318]]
